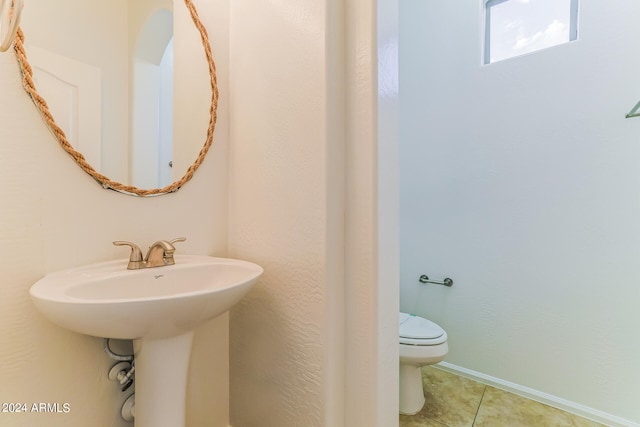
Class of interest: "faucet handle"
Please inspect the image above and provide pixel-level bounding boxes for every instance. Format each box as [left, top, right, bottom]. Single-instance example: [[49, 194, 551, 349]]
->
[[113, 241, 144, 269], [164, 237, 186, 259], [153, 238, 186, 266], [113, 241, 143, 260]]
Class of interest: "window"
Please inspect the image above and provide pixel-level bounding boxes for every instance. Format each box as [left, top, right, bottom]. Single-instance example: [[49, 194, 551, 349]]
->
[[484, 0, 579, 64]]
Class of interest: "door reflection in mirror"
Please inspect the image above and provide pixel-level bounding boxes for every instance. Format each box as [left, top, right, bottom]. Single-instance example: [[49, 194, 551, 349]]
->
[[20, 0, 179, 188], [132, 8, 174, 188], [16, 0, 217, 195]]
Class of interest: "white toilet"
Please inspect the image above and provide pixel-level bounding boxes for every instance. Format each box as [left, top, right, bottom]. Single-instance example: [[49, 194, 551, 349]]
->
[[399, 312, 448, 415]]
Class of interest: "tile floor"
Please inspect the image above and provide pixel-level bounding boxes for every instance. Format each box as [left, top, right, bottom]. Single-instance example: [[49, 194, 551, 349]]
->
[[399, 366, 608, 427]]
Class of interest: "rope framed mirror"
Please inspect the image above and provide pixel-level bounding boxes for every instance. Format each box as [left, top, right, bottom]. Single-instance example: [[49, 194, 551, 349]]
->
[[13, 0, 218, 196]]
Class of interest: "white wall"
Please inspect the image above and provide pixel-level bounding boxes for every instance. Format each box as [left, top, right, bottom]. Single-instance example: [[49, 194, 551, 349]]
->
[[344, 0, 400, 425], [0, 0, 230, 426], [227, 0, 344, 424], [400, 0, 640, 424], [227, 0, 399, 425]]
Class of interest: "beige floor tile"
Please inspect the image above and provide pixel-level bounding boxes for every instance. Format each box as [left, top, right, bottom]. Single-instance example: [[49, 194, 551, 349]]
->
[[400, 413, 448, 427], [401, 366, 486, 427], [474, 387, 607, 427]]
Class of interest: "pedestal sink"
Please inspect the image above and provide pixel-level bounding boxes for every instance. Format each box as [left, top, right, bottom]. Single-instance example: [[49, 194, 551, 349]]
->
[[30, 255, 263, 427]]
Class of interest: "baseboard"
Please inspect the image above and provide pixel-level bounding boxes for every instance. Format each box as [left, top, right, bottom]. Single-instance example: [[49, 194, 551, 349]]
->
[[435, 362, 639, 427]]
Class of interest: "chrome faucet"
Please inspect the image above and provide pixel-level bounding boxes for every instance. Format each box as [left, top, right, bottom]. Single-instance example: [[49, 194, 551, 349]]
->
[[113, 238, 186, 270]]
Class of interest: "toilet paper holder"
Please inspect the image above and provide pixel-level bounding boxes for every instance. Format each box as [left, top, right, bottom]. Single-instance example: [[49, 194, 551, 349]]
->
[[419, 275, 453, 287]]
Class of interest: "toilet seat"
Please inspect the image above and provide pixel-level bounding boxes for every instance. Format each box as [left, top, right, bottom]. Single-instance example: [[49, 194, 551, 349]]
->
[[399, 312, 447, 346]]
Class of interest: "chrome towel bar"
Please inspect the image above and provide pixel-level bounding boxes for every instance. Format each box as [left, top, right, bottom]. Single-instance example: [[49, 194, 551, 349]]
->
[[419, 275, 453, 287]]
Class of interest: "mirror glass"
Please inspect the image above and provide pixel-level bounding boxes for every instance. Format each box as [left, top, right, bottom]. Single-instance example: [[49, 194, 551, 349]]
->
[[18, 0, 215, 194]]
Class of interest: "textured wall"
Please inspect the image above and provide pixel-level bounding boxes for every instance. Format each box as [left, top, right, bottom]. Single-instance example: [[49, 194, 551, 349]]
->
[[226, 0, 336, 425], [399, 0, 640, 423], [344, 0, 400, 425], [227, 0, 400, 425], [0, 0, 231, 425]]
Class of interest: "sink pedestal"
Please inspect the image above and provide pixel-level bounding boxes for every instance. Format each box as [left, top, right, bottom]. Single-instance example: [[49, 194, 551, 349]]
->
[[133, 332, 194, 427]]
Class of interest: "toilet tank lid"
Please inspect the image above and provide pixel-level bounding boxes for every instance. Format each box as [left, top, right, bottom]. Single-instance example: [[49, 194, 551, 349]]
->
[[399, 312, 445, 340]]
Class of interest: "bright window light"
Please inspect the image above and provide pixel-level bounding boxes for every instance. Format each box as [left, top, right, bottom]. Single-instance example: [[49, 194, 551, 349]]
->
[[484, 0, 578, 64]]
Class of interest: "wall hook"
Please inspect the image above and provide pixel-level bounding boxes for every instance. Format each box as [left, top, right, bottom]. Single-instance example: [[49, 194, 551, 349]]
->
[[626, 99, 640, 118]]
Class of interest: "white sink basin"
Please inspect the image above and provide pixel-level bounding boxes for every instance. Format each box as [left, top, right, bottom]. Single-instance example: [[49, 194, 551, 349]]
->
[[30, 255, 263, 339], [31, 254, 263, 426]]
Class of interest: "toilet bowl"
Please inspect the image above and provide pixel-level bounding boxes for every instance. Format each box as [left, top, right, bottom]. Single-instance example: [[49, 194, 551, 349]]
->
[[399, 312, 448, 415]]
